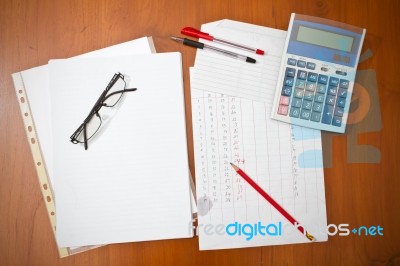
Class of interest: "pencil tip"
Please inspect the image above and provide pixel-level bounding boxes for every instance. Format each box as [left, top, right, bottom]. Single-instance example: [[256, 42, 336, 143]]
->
[[306, 232, 316, 242], [230, 162, 239, 171]]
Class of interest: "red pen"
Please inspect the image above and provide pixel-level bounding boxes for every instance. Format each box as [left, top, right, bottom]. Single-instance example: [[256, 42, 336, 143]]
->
[[230, 163, 315, 241], [181, 27, 265, 55]]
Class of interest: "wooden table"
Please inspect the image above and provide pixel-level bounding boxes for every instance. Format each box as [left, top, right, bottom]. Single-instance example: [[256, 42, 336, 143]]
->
[[1, 0, 399, 265]]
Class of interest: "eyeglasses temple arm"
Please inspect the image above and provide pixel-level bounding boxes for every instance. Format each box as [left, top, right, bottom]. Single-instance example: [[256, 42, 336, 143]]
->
[[83, 123, 88, 150], [101, 88, 137, 103]]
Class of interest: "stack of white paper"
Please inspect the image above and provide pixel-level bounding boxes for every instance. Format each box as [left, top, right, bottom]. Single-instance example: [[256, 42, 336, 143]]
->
[[13, 38, 195, 254]]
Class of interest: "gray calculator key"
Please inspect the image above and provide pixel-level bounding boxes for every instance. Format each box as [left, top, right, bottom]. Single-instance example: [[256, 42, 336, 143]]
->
[[297, 60, 306, 68], [322, 104, 334, 124], [328, 86, 338, 96], [306, 82, 316, 91], [304, 91, 314, 101], [326, 95, 336, 105], [307, 72, 318, 82], [318, 74, 328, 84], [291, 98, 302, 108], [312, 102, 323, 113], [284, 77, 294, 87], [329, 77, 339, 87], [294, 88, 304, 98], [285, 67, 296, 77], [300, 109, 311, 120], [339, 79, 349, 89], [306, 62, 316, 70], [287, 58, 297, 65], [334, 106, 344, 117], [337, 97, 346, 108], [281, 86, 292, 96], [316, 84, 327, 93], [295, 79, 306, 89], [311, 112, 321, 122], [290, 107, 300, 118], [338, 88, 347, 98], [297, 70, 307, 80], [314, 93, 325, 103], [332, 116, 342, 127], [302, 100, 312, 110]]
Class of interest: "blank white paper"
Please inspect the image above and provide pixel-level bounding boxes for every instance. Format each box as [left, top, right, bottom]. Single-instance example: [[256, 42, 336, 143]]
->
[[49, 53, 193, 247], [21, 37, 155, 184]]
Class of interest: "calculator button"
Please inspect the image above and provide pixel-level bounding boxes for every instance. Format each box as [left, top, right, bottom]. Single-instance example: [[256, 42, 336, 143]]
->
[[279, 96, 290, 106], [281, 86, 292, 96], [326, 95, 336, 105], [291, 98, 302, 108], [337, 97, 346, 108], [287, 58, 297, 65], [314, 93, 325, 103], [318, 74, 328, 85], [290, 107, 300, 118], [338, 88, 348, 98], [334, 106, 344, 117], [297, 60, 306, 68], [328, 86, 338, 96], [277, 105, 289, 115], [332, 116, 342, 127], [329, 77, 339, 87], [297, 70, 307, 80], [300, 109, 311, 120], [294, 88, 304, 98], [295, 79, 306, 89], [285, 67, 296, 77], [321, 67, 329, 72], [316, 84, 327, 94], [306, 62, 316, 70], [284, 77, 294, 87], [307, 72, 318, 82], [312, 102, 323, 113], [339, 79, 349, 89], [302, 100, 312, 110], [310, 112, 321, 122], [306, 82, 316, 92], [336, 70, 347, 76], [322, 104, 334, 124], [304, 91, 314, 101]]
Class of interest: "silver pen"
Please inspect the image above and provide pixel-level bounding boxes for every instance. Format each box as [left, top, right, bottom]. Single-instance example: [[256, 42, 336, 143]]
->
[[170, 36, 256, 64]]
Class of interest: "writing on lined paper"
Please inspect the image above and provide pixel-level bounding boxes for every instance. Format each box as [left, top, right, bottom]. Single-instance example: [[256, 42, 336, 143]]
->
[[190, 19, 327, 250], [192, 89, 323, 223]]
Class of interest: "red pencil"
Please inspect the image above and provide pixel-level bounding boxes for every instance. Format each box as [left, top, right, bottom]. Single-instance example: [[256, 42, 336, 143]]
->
[[230, 163, 315, 241]]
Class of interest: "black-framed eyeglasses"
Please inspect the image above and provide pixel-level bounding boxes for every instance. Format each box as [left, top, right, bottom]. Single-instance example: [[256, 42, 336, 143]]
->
[[70, 73, 136, 150]]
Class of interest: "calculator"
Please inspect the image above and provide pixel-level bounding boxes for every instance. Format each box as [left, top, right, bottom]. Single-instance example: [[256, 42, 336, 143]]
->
[[271, 13, 366, 133]]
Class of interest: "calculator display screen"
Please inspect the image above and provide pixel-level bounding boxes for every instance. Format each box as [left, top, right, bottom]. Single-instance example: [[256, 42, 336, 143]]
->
[[297, 26, 354, 52]]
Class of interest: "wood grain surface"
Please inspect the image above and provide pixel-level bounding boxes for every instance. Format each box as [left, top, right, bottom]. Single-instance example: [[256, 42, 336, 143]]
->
[[1, 0, 399, 265]]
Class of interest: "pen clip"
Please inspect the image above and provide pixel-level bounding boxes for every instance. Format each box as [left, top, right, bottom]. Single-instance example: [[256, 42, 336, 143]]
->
[[181, 27, 214, 41]]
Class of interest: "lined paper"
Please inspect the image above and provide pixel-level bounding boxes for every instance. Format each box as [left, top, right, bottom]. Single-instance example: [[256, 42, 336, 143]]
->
[[49, 53, 193, 247], [190, 20, 327, 250], [193, 20, 287, 103]]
